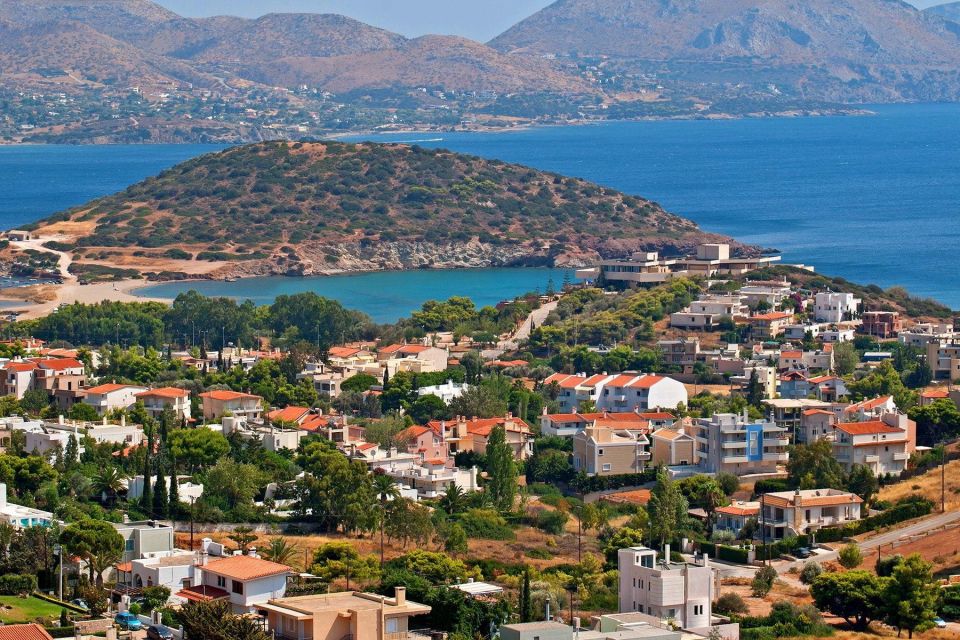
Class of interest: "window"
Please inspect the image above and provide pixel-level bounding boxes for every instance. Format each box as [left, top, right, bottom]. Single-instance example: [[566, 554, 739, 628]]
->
[[124, 539, 134, 552], [598, 449, 604, 456], [216, 576, 226, 588], [385, 618, 398, 634], [232, 580, 243, 595], [694, 605, 704, 616], [602, 463, 612, 472]]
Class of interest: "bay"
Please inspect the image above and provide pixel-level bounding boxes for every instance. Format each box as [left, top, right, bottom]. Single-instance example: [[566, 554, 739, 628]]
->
[[136, 268, 571, 324]]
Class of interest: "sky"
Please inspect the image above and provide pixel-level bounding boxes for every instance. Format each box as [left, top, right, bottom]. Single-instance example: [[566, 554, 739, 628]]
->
[[157, 0, 947, 41]]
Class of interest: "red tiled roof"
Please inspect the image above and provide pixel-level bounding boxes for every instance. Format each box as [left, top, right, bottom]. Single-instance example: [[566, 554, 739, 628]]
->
[[204, 555, 291, 581], [176, 584, 230, 602], [639, 412, 675, 420], [200, 390, 262, 401], [808, 375, 838, 384], [835, 420, 903, 435], [605, 374, 639, 388], [780, 351, 802, 359], [34, 358, 83, 370], [485, 359, 528, 368], [844, 396, 893, 413], [627, 375, 665, 389], [267, 406, 311, 423], [3, 362, 37, 373], [751, 312, 793, 321], [328, 347, 362, 358], [803, 409, 834, 416], [0, 624, 54, 640], [716, 503, 760, 517], [86, 383, 139, 395], [544, 373, 585, 389], [581, 374, 612, 388], [921, 389, 950, 399], [136, 387, 190, 399]]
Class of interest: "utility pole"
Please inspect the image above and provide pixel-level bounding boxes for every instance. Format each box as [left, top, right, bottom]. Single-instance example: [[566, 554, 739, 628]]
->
[[942, 441, 947, 514], [189, 497, 196, 550], [760, 493, 767, 566]]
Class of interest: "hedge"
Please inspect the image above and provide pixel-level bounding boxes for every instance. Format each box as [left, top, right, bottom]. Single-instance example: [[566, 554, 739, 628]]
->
[[31, 592, 89, 614], [45, 626, 77, 639], [813, 496, 934, 543], [699, 542, 751, 564], [0, 574, 37, 594], [571, 469, 657, 493]]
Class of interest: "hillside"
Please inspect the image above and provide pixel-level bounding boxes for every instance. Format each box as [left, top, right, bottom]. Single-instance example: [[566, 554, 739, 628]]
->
[[928, 2, 960, 23], [25, 141, 728, 279], [491, 0, 960, 103]]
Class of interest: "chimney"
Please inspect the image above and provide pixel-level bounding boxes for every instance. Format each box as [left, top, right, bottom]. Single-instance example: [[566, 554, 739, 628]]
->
[[121, 414, 126, 428], [664, 543, 671, 563], [248, 547, 257, 558], [394, 586, 406, 606], [58, 414, 64, 425]]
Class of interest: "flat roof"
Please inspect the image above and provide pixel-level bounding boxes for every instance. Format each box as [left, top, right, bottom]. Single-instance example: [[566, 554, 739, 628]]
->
[[268, 592, 431, 617]]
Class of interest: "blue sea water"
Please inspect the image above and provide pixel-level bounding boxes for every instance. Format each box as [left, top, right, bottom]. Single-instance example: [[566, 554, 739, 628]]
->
[[1, 103, 959, 316], [137, 269, 571, 324]]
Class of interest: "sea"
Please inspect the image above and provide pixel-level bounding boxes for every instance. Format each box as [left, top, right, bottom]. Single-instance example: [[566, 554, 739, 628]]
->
[[2, 103, 959, 320]]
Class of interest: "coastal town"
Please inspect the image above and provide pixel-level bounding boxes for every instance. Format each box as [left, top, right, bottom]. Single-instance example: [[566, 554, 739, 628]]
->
[[0, 240, 955, 640]]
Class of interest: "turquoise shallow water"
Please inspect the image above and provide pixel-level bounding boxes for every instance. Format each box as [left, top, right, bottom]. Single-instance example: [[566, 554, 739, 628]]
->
[[3, 103, 959, 314], [136, 268, 573, 323]]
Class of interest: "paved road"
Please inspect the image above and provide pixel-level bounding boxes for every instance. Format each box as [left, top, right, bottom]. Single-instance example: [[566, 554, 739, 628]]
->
[[498, 299, 558, 352]]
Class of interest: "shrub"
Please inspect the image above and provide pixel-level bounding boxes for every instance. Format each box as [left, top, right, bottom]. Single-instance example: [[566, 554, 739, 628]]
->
[[535, 509, 568, 535], [799, 561, 823, 585], [838, 543, 863, 569], [751, 565, 778, 597], [715, 592, 749, 616], [459, 509, 515, 540], [0, 573, 37, 594]]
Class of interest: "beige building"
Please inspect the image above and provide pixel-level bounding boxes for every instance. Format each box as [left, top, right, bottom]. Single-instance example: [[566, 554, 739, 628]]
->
[[136, 387, 192, 421], [262, 587, 431, 640], [378, 344, 448, 375], [670, 295, 748, 331], [573, 426, 651, 476], [650, 427, 696, 467], [747, 312, 794, 339], [112, 521, 174, 563], [199, 390, 263, 421], [832, 413, 915, 476], [83, 383, 148, 416], [761, 489, 863, 540]]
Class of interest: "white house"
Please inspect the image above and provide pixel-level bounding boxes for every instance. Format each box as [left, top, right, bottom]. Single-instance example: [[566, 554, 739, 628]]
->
[[814, 292, 861, 323], [761, 489, 863, 539], [181, 546, 292, 614], [670, 295, 748, 331], [618, 546, 714, 631], [83, 384, 148, 416], [543, 373, 687, 413], [135, 388, 192, 421], [417, 380, 469, 404]]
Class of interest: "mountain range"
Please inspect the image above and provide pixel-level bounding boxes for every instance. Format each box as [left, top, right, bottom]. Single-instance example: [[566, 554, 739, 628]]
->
[[927, 1, 960, 22], [3, 0, 960, 142]]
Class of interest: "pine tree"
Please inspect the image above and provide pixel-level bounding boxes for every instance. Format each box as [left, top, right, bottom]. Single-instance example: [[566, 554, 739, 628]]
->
[[648, 467, 689, 548], [153, 462, 168, 519], [486, 425, 517, 512], [520, 567, 532, 622], [168, 455, 180, 518]]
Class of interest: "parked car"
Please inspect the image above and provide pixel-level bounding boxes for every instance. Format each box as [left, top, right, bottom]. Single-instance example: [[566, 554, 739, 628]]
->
[[115, 611, 142, 631], [795, 547, 813, 559], [933, 617, 947, 629], [70, 598, 89, 611], [147, 624, 175, 639]]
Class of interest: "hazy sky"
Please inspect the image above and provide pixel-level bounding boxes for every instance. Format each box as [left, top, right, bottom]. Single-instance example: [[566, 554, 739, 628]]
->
[[157, 0, 948, 41]]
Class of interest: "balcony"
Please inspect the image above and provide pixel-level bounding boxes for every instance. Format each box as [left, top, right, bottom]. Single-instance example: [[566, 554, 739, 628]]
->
[[893, 452, 910, 461], [721, 441, 747, 450], [763, 453, 789, 463], [722, 455, 749, 464], [863, 455, 880, 464]]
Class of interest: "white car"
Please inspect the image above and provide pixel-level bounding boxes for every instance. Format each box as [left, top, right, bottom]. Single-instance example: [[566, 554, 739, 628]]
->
[[933, 617, 947, 629]]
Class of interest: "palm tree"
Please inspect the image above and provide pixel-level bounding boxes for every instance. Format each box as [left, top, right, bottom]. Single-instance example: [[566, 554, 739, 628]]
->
[[89, 547, 122, 589], [92, 467, 126, 506], [372, 474, 400, 567], [262, 537, 298, 567], [439, 484, 465, 515]]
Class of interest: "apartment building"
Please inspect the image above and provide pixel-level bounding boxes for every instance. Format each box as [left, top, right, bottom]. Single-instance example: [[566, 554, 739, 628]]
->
[[899, 322, 956, 349], [831, 413, 915, 476], [425, 415, 533, 460], [760, 489, 863, 540], [861, 311, 902, 338], [262, 587, 431, 640], [747, 312, 795, 339], [618, 546, 714, 630], [926, 341, 960, 380], [674, 243, 781, 277], [693, 412, 789, 475], [740, 282, 793, 308], [135, 387, 192, 421], [540, 410, 668, 438], [670, 295, 747, 331], [814, 292, 861, 323], [763, 398, 834, 439], [573, 426, 651, 476], [596, 252, 681, 285], [543, 373, 688, 413], [199, 390, 263, 421], [83, 383, 148, 416], [0, 357, 87, 409]]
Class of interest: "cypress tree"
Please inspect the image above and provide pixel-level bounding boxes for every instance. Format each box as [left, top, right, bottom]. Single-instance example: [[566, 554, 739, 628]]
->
[[153, 461, 168, 519], [486, 425, 517, 512], [520, 567, 532, 622], [168, 455, 179, 517]]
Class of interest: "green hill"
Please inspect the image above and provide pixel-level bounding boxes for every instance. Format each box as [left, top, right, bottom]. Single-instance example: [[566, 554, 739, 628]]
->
[[30, 141, 726, 279]]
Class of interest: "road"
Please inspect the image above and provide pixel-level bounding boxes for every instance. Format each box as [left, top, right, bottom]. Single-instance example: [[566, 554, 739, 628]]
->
[[494, 299, 559, 354], [12, 235, 74, 279]]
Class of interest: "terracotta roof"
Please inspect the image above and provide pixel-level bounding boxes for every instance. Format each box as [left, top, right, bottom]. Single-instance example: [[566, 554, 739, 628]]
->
[[200, 390, 262, 401], [780, 371, 806, 381], [605, 374, 639, 388], [34, 358, 83, 370], [267, 406, 311, 423], [328, 347, 362, 358], [844, 396, 893, 413], [115, 562, 133, 572], [3, 362, 37, 373], [652, 428, 689, 441], [581, 374, 612, 388], [485, 359, 528, 368], [543, 413, 590, 423], [751, 312, 793, 321], [380, 343, 431, 355], [544, 373, 585, 389], [809, 375, 838, 384], [803, 409, 834, 416], [176, 584, 230, 602], [835, 420, 903, 435], [398, 425, 431, 440], [627, 375, 665, 389], [921, 389, 950, 399], [203, 555, 291, 581], [86, 383, 140, 395], [716, 503, 760, 517], [0, 624, 54, 640], [136, 387, 191, 399], [780, 351, 803, 359], [639, 412, 675, 420], [356, 442, 378, 451]]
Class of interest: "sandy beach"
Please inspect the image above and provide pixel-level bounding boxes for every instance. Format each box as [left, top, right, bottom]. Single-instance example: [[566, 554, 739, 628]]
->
[[3, 278, 164, 320]]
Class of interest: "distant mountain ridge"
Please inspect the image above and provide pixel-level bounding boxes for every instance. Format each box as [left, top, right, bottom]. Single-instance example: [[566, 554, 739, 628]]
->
[[927, 1, 960, 23], [491, 0, 960, 102]]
